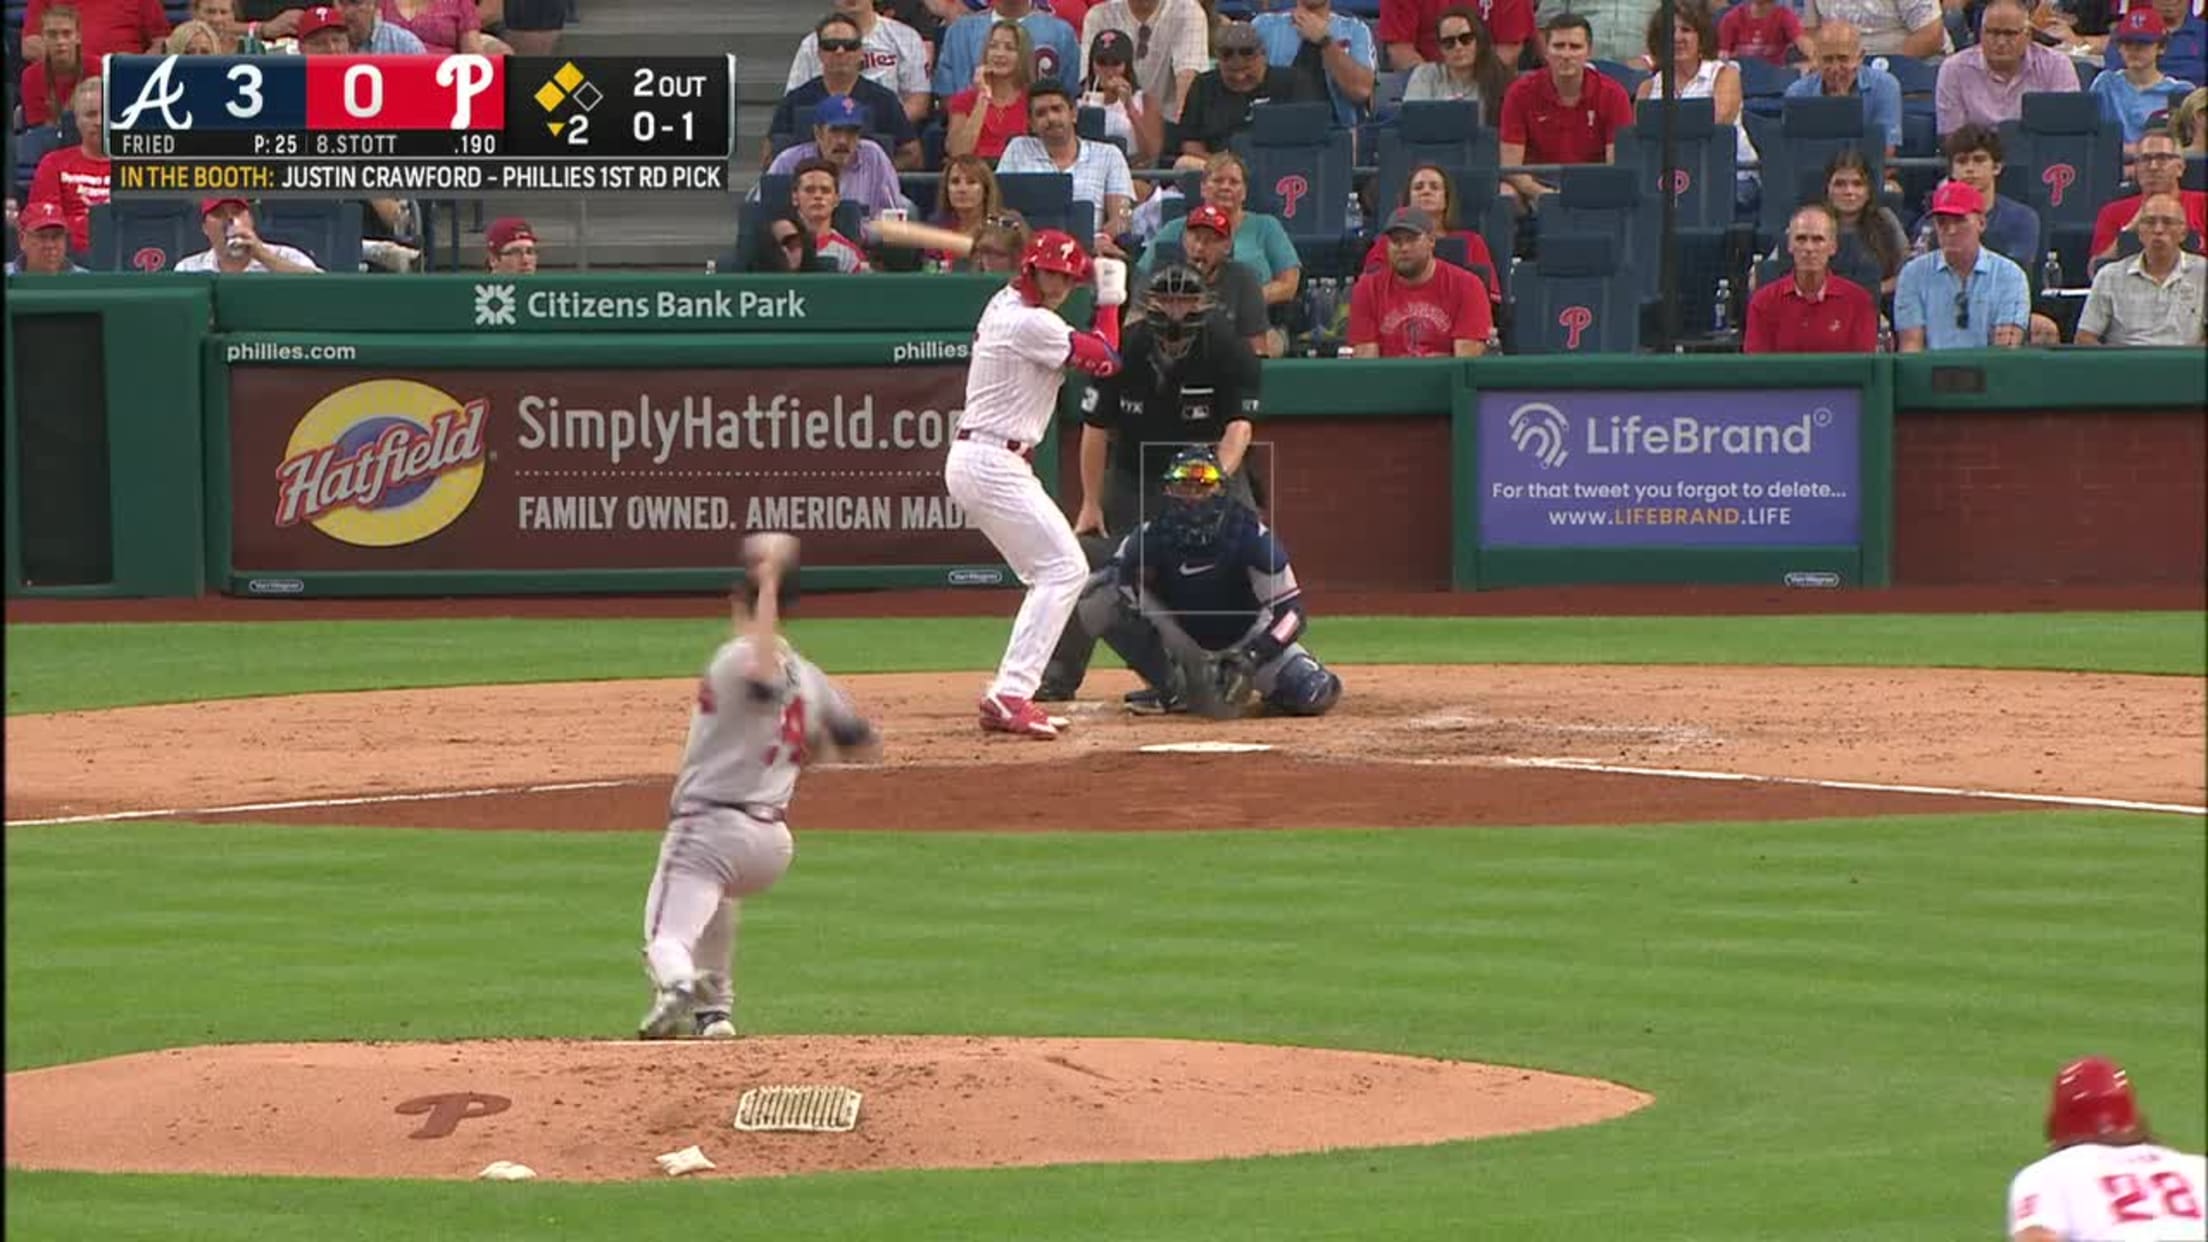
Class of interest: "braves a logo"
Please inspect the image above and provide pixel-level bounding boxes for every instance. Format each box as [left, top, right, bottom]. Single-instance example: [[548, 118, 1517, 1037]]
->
[[2041, 163, 2077, 208], [1274, 174, 1309, 220], [1558, 305, 1594, 350], [131, 246, 169, 272], [1663, 168, 1691, 203]]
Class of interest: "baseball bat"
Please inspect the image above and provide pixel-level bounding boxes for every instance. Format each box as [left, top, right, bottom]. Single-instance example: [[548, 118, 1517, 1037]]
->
[[865, 217, 976, 257]]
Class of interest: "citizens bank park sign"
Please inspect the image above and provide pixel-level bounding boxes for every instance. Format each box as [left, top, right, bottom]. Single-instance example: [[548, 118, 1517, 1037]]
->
[[229, 367, 999, 572]]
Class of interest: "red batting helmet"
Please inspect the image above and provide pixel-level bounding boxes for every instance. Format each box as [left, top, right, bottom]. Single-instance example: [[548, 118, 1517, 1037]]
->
[[2046, 1057, 2142, 1146], [1018, 228, 1093, 294]]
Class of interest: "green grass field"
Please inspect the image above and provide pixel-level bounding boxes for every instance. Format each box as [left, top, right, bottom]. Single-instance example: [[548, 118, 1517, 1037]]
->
[[5, 612, 2203, 1241]]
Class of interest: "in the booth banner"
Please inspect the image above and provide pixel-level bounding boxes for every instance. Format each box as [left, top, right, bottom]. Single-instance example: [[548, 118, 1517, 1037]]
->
[[1477, 389, 1862, 547]]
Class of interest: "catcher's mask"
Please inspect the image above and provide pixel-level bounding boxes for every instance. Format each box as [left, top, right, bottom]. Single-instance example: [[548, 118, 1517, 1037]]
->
[[1158, 446, 1232, 556], [1144, 263, 1216, 361]]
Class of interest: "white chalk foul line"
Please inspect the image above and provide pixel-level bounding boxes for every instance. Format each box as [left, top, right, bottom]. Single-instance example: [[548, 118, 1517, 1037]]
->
[[4, 778, 653, 828], [1500, 758, 2206, 816]]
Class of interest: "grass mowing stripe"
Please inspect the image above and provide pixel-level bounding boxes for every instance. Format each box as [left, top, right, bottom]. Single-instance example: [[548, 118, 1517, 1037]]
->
[[7, 610, 2202, 713]]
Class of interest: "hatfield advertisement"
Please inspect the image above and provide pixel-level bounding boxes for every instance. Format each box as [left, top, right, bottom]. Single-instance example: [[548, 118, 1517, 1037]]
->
[[229, 368, 1000, 573], [1478, 389, 1862, 547]]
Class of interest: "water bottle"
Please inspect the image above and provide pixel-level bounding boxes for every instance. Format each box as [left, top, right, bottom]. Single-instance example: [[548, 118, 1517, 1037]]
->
[[2041, 249, 2064, 293], [1344, 192, 1364, 238], [1508, 254, 1523, 294], [1711, 278, 1734, 334]]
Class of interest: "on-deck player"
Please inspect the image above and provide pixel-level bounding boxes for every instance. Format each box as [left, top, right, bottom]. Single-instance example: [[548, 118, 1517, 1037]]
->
[[2008, 1056, 2207, 1241], [637, 533, 880, 1039], [944, 227, 1129, 739]]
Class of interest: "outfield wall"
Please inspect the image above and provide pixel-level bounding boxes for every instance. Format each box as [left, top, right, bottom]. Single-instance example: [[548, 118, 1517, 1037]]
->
[[5, 275, 2203, 598]]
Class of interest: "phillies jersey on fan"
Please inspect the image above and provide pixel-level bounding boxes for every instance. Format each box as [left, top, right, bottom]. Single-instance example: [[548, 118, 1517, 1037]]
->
[[2008, 1143, 2208, 1240], [958, 285, 1076, 444]]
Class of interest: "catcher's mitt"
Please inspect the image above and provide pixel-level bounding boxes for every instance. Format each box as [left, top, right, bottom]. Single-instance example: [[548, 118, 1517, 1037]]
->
[[1209, 649, 1259, 715]]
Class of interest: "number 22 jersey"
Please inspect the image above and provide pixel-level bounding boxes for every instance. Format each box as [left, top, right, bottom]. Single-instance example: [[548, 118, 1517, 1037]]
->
[[2008, 1142, 2207, 1240]]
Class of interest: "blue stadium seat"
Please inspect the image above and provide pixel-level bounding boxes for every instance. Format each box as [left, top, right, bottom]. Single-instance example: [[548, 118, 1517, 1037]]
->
[[1616, 98, 1737, 230], [2187, 154, 2206, 191], [87, 200, 199, 270], [1753, 95, 1885, 242], [1867, 53, 1938, 97], [14, 123, 69, 201], [2072, 59, 2098, 90], [1509, 233, 1639, 353], [1233, 101, 1354, 263], [996, 171, 1075, 231], [1372, 68, 1412, 126], [1736, 57, 1793, 119], [1591, 59, 1649, 95], [1537, 165, 1643, 267], [256, 200, 363, 273], [1375, 100, 1494, 220], [1997, 92, 2123, 293]]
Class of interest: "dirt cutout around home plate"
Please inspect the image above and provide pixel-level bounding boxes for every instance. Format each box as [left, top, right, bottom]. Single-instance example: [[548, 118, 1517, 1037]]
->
[[3, 1036, 1653, 1181]]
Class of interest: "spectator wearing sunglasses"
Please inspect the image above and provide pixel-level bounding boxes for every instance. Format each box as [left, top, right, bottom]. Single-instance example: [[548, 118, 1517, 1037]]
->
[[2075, 191, 2208, 345], [1173, 21, 1321, 169], [741, 206, 836, 274], [1403, 6, 1514, 119], [1894, 179, 2031, 350], [772, 13, 922, 171], [1382, 0, 1532, 73], [787, 0, 934, 126], [1081, 0, 1210, 121]]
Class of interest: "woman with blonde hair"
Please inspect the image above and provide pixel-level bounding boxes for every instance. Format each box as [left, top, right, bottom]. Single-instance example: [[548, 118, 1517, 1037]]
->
[[2174, 86, 2208, 153], [934, 154, 1007, 241], [166, 20, 220, 53], [192, 0, 265, 54], [947, 20, 1034, 161], [1138, 151, 1302, 309]]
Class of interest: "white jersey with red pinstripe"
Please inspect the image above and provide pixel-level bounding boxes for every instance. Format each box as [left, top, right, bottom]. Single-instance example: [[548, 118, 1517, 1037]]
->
[[956, 285, 1076, 443], [2008, 1143, 2208, 1240]]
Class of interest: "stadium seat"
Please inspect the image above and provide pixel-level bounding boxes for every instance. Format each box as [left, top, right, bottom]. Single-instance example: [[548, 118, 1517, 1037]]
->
[[256, 200, 364, 273], [995, 171, 1075, 231], [1233, 101, 1354, 266], [1617, 98, 1737, 230], [1509, 232, 1639, 353], [87, 199, 199, 271], [14, 123, 69, 202], [1736, 57, 1793, 119], [1372, 68, 1413, 126], [1592, 59, 1649, 95], [1375, 99, 1495, 220], [1998, 92, 2123, 283], [1537, 165, 1642, 266], [1077, 105, 1107, 142], [1754, 95, 1886, 243], [2186, 154, 2206, 191], [1868, 53, 1938, 98]]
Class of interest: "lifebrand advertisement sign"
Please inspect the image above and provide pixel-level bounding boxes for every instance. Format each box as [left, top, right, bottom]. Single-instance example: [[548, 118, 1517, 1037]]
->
[[228, 367, 998, 572], [1477, 388, 1862, 547]]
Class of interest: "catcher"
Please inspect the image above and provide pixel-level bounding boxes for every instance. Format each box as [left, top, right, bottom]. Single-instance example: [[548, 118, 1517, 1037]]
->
[[1072, 446, 1341, 718]]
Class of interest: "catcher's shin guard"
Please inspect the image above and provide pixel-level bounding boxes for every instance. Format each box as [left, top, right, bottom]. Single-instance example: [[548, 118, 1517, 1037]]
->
[[1094, 591, 1179, 695]]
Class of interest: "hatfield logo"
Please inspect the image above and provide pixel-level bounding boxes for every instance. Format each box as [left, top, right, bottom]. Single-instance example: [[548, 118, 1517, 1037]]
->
[[275, 379, 490, 547], [1507, 402, 1571, 469], [475, 283, 518, 326]]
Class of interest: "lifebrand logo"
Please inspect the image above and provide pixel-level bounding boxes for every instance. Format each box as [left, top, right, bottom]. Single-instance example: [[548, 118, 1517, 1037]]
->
[[274, 379, 490, 546], [1507, 402, 1571, 469]]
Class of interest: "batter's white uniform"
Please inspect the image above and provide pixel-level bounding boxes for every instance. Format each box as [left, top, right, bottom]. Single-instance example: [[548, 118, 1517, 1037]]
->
[[946, 284, 1090, 700], [2008, 1143, 2208, 1240], [640, 635, 864, 1018]]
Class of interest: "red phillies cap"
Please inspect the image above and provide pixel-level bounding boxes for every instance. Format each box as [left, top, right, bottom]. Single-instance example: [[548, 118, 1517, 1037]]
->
[[1184, 203, 1234, 237], [485, 217, 536, 251], [2115, 7, 2167, 40], [1927, 179, 1984, 216], [200, 196, 249, 216], [295, 6, 346, 38], [18, 200, 68, 232]]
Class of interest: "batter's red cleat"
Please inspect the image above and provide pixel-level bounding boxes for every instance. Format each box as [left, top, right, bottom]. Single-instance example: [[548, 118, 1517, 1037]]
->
[[979, 693, 1062, 739]]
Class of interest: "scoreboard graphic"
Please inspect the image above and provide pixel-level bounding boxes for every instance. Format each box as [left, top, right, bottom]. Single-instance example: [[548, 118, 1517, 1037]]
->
[[104, 54, 733, 195]]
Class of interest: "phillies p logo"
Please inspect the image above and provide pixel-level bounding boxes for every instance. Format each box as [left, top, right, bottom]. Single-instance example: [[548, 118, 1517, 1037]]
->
[[1558, 305, 1594, 350], [2041, 163, 2076, 208], [1663, 168, 1691, 203], [1274, 174, 1309, 221], [131, 246, 169, 272]]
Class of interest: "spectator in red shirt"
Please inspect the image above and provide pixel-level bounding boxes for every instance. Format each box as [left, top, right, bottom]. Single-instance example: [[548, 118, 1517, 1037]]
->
[[1361, 162, 1502, 300], [1349, 206, 1494, 356], [1382, 0, 1534, 72], [1745, 204, 1880, 352], [2089, 128, 2208, 266], [20, 5, 98, 129], [1718, 0, 1811, 66], [949, 19, 1035, 160], [28, 77, 110, 255], [21, 0, 168, 65], [1499, 14, 1636, 210]]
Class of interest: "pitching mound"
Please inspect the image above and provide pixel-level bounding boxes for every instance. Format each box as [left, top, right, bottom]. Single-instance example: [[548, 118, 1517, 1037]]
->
[[3, 1037, 1652, 1182]]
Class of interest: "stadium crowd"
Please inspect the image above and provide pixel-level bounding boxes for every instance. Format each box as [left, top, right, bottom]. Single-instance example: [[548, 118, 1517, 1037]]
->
[[6, 0, 2205, 352]]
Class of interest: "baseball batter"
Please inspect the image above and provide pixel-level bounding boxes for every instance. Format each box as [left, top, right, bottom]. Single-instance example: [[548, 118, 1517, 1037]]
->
[[2008, 1056, 2207, 1241], [945, 227, 1129, 739], [637, 534, 879, 1040]]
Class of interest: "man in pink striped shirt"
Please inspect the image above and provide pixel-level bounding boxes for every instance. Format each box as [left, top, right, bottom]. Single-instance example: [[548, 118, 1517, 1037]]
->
[[1935, 0, 2083, 134]]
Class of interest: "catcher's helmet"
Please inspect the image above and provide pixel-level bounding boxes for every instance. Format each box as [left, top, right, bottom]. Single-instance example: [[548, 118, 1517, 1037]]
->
[[2046, 1057, 2142, 1146], [1157, 446, 1234, 554]]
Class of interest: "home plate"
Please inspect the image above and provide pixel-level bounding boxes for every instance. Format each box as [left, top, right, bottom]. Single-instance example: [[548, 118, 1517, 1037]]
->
[[1138, 741, 1275, 754]]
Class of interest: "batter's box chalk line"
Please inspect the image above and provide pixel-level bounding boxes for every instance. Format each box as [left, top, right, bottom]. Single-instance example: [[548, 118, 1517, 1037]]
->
[[733, 1085, 864, 1133], [1409, 712, 1717, 748]]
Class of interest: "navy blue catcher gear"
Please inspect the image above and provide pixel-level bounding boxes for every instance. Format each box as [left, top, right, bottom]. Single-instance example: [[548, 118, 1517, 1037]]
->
[[1156, 446, 1237, 557], [1264, 652, 1342, 717]]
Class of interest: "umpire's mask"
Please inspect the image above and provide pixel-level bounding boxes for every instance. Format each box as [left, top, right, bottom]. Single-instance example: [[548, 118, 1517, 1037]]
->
[[1144, 263, 1217, 363]]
